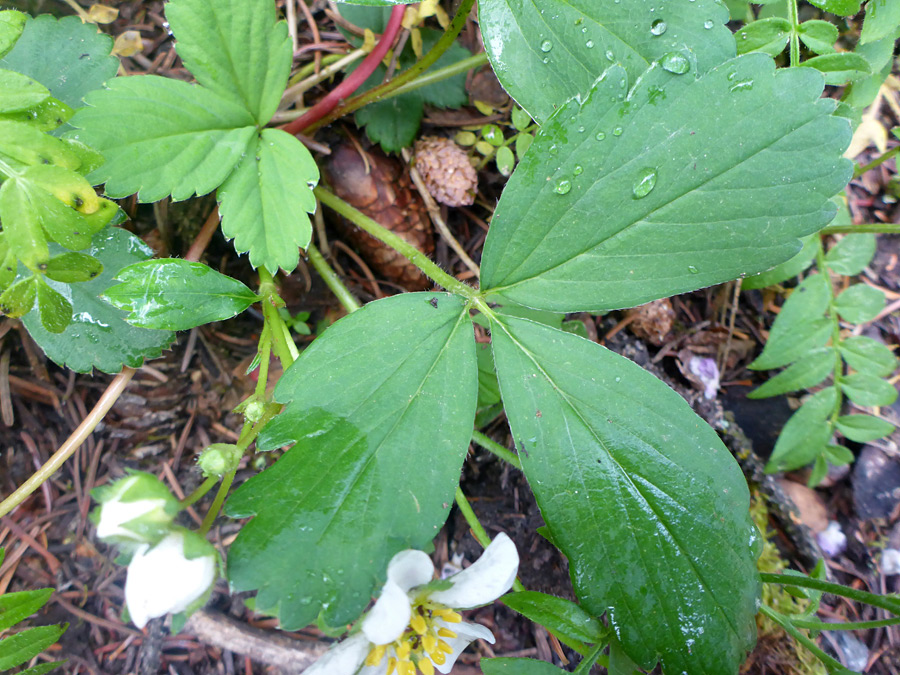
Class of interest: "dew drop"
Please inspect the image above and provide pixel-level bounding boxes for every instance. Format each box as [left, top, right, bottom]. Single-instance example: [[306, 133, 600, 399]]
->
[[661, 52, 690, 74], [577, 125, 585, 133], [703, 19, 714, 29], [612, 126, 623, 136], [542, 57, 549, 64], [605, 49, 615, 61], [586, 40, 594, 48], [595, 131, 606, 141], [573, 165, 584, 175], [730, 79, 754, 92], [540, 39, 553, 52], [575, 16, 583, 25], [632, 168, 657, 199], [688, 265, 699, 274], [727, 70, 737, 81], [555, 179, 572, 195], [650, 19, 667, 35]]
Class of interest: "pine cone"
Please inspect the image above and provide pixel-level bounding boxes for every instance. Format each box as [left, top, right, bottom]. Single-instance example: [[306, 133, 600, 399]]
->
[[413, 136, 478, 207], [323, 142, 434, 291], [626, 298, 676, 346]]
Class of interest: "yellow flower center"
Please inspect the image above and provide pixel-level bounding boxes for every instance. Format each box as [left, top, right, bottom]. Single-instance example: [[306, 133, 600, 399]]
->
[[365, 603, 462, 675]]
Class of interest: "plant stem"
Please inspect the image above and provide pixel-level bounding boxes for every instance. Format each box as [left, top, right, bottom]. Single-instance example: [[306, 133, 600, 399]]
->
[[258, 268, 299, 367], [455, 486, 526, 592], [854, 145, 900, 178], [383, 52, 488, 102], [790, 616, 900, 631], [200, 469, 235, 535], [759, 606, 854, 674], [0, 367, 135, 518], [573, 642, 606, 675], [760, 572, 900, 614], [305, 0, 477, 133], [282, 5, 406, 135], [308, 242, 361, 313], [180, 476, 218, 509], [821, 223, 900, 235], [471, 430, 522, 470], [315, 186, 474, 297], [816, 238, 844, 426], [788, 0, 800, 68]]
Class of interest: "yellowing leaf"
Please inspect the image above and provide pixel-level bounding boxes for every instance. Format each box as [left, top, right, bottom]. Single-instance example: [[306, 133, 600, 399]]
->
[[87, 4, 118, 24], [112, 30, 143, 57]]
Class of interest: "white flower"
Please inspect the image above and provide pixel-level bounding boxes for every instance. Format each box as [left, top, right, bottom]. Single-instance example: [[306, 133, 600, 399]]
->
[[125, 530, 217, 628], [92, 472, 178, 543], [306, 533, 519, 675]]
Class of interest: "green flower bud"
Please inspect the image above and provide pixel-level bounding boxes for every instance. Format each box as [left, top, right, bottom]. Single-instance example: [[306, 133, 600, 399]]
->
[[197, 443, 242, 478]]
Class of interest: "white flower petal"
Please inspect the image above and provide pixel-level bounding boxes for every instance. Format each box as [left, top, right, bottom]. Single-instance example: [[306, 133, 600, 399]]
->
[[431, 620, 495, 674], [124, 532, 215, 628], [387, 549, 434, 591], [303, 633, 370, 675], [97, 498, 167, 540], [428, 532, 519, 609], [362, 579, 412, 645]]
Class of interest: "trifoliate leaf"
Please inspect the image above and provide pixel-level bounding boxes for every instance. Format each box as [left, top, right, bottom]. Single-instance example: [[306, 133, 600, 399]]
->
[[228, 293, 476, 630], [103, 258, 259, 330], [72, 75, 256, 202], [478, 0, 735, 123], [164, 0, 292, 124], [480, 56, 852, 313], [217, 128, 318, 272], [21, 228, 174, 373]]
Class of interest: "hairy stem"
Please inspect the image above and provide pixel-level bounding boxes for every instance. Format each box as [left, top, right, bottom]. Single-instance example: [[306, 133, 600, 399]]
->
[[308, 242, 361, 313], [854, 145, 900, 178], [180, 476, 219, 509], [471, 430, 522, 470], [821, 223, 900, 235]]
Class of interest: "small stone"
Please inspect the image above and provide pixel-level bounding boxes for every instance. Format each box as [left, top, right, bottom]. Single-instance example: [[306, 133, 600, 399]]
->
[[414, 136, 478, 207]]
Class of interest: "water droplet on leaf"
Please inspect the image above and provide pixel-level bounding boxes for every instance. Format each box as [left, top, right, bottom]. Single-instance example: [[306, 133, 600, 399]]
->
[[595, 131, 606, 140], [650, 19, 667, 35], [605, 50, 615, 61], [612, 126, 623, 136], [688, 265, 699, 274], [555, 179, 572, 195], [573, 165, 584, 175], [661, 52, 690, 74], [703, 19, 714, 29], [540, 40, 553, 52], [586, 40, 594, 48], [632, 168, 657, 198]]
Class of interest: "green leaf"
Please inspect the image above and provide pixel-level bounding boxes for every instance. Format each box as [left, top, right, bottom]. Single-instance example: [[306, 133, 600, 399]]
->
[[741, 234, 818, 290], [501, 591, 606, 644], [805, 0, 862, 16], [43, 252, 102, 283], [0, 120, 81, 174], [17, 662, 64, 675], [749, 275, 833, 370], [839, 336, 897, 376], [103, 259, 259, 330], [71, 75, 256, 202], [0, 624, 66, 670], [735, 18, 791, 57], [355, 94, 424, 152], [0, 276, 36, 317], [490, 314, 758, 675], [0, 96, 74, 132], [842, 34, 898, 110], [798, 53, 872, 86], [609, 635, 642, 675], [164, 0, 291, 124], [0, 179, 49, 269], [34, 194, 118, 252], [797, 20, 839, 54], [860, 0, 900, 44], [21, 228, 174, 374], [0, 10, 26, 60], [480, 56, 851, 313], [0, 69, 49, 113], [824, 233, 876, 275], [0, 15, 117, 110], [766, 388, 836, 472], [747, 348, 834, 399], [824, 443, 855, 465], [833, 284, 884, 323], [228, 293, 477, 630], [840, 372, 898, 407], [477, 0, 735, 123], [217, 128, 319, 272], [482, 658, 569, 675], [36, 277, 72, 334], [836, 414, 895, 442], [0, 589, 53, 632]]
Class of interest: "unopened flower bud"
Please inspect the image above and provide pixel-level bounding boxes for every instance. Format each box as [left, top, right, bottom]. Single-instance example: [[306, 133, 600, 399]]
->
[[91, 472, 178, 544], [197, 443, 242, 478], [125, 529, 217, 628], [243, 400, 266, 425]]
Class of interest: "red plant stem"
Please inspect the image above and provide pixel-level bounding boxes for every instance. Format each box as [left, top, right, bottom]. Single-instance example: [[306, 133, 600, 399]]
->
[[282, 5, 406, 135]]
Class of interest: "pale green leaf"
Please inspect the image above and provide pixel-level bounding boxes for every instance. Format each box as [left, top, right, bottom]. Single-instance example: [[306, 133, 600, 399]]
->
[[0, 120, 81, 174], [748, 348, 834, 399], [217, 128, 319, 272], [840, 372, 898, 407], [0, 10, 26, 60], [798, 53, 872, 86], [228, 293, 477, 630], [0, 179, 49, 269], [478, 0, 735, 123], [22, 229, 174, 374], [860, 0, 900, 44], [824, 233, 876, 275], [833, 284, 884, 323], [0, 625, 65, 670], [164, 0, 291, 124], [735, 18, 791, 57], [749, 275, 832, 370], [480, 56, 851, 312], [0, 96, 73, 132], [836, 414, 895, 442], [798, 20, 839, 54], [0, 69, 49, 113], [805, 0, 862, 16], [490, 314, 758, 675], [0, 276, 36, 317], [839, 336, 897, 376], [71, 75, 256, 202], [103, 259, 259, 330], [766, 388, 836, 472]]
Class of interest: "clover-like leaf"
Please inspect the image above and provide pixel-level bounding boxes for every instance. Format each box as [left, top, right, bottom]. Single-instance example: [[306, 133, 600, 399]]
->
[[21, 228, 174, 374], [480, 56, 852, 313], [478, 0, 735, 123], [217, 129, 318, 272], [490, 313, 759, 675], [227, 293, 477, 630], [164, 0, 292, 124]]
